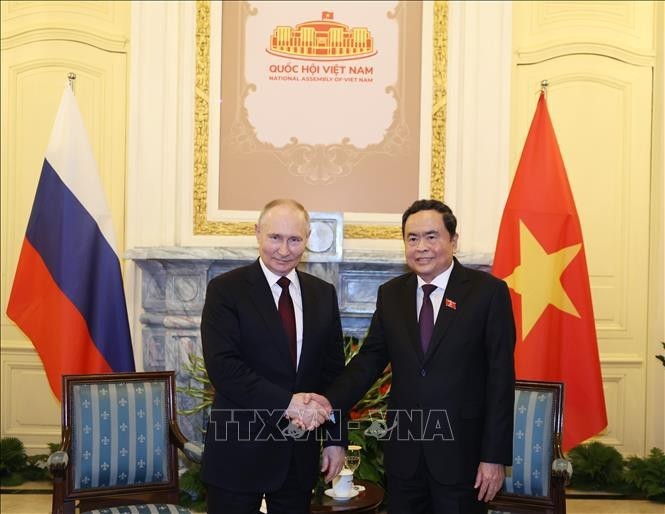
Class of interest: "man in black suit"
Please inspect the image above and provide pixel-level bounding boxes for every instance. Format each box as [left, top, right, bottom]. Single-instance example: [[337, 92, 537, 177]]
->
[[200, 199, 346, 514], [319, 199, 516, 514]]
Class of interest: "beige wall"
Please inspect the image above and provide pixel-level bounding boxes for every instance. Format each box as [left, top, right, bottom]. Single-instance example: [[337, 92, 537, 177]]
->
[[1, 1, 662, 455]]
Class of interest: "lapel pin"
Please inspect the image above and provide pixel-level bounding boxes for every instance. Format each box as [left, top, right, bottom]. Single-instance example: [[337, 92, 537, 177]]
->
[[445, 298, 457, 310]]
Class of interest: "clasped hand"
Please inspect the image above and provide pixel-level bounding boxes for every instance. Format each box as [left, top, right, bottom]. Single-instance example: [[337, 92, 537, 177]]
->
[[286, 392, 332, 430]]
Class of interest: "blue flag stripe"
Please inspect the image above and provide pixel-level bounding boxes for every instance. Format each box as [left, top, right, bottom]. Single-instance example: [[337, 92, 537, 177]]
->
[[24, 159, 133, 371]]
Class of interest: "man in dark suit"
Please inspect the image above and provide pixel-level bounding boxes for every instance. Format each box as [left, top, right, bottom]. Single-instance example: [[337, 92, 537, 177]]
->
[[321, 199, 515, 514], [200, 199, 346, 514]]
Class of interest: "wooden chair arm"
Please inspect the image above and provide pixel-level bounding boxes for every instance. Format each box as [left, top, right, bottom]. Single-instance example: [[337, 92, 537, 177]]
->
[[48, 429, 71, 475], [49, 429, 73, 514], [183, 441, 204, 463], [552, 432, 573, 485], [169, 420, 188, 449]]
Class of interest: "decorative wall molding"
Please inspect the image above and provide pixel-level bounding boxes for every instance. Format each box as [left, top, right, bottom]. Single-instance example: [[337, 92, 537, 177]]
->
[[596, 368, 647, 452], [516, 44, 655, 67], [598, 373, 626, 446], [0, 1, 129, 51], [0, 348, 60, 451], [126, 246, 492, 265], [513, 1, 656, 65], [599, 354, 645, 365], [0, 28, 128, 52]]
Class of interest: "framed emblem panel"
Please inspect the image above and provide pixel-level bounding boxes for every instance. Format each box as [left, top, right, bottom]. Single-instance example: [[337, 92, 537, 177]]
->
[[193, 0, 447, 239]]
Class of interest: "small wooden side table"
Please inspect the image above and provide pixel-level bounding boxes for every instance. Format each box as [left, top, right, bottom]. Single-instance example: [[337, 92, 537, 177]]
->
[[310, 480, 384, 513]]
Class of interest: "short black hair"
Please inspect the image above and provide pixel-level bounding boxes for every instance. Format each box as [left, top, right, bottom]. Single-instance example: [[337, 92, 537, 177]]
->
[[401, 199, 457, 238]]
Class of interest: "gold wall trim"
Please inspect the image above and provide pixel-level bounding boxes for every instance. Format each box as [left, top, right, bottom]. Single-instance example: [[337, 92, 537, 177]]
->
[[431, 0, 447, 202], [193, 0, 447, 239]]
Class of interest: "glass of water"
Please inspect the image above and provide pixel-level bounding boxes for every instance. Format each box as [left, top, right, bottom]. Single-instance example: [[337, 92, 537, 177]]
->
[[345, 444, 362, 473]]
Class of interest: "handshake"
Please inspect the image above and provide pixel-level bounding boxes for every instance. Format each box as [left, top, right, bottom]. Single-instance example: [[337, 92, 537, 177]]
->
[[286, 392, 333, 430]]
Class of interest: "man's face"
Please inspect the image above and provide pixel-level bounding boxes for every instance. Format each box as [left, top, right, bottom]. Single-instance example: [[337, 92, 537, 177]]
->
[[403, 209, 458, 283], [256, 204, 309, 275]]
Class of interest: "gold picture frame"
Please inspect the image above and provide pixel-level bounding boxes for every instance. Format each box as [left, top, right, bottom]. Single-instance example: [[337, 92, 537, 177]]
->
[[193, 0, 447, 239]]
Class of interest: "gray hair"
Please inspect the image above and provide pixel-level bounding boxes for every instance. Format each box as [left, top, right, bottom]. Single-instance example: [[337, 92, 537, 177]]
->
[[258, 199, 310, 228]]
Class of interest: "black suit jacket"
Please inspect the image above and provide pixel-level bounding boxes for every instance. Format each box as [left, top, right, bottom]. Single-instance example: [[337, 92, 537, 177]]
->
[[326, 258, 515, 484], [200, 259, 347, 492]]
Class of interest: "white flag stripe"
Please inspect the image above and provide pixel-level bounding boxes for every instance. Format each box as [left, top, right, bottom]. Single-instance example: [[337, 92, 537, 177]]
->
[[44, 82, 118, 253]]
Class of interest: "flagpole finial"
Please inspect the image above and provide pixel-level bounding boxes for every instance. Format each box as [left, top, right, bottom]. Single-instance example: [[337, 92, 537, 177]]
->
[[540, 79, 549, 97], [67, 72, 77, 94]]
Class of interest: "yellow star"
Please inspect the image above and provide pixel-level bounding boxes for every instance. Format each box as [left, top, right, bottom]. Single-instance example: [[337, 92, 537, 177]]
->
[[504, 220, 582, 339]]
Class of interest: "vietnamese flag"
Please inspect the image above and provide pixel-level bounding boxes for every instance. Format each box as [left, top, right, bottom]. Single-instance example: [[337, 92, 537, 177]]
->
[[492, 92, 607, 451]]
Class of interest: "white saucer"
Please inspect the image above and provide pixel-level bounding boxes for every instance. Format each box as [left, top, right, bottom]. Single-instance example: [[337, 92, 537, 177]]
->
[[324, 488, 360, 501]]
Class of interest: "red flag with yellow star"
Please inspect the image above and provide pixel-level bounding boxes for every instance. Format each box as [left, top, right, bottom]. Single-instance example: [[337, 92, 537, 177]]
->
[[492, 92, 607, 451]]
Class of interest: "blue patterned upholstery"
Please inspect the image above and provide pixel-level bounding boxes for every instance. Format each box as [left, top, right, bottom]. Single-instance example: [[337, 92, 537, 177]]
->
[[71, 381, 170, 490], [50, 372, 200, 514], [503, 388, 554, 497], [489, 380, 568, 514], [82, 505, 190, 514]]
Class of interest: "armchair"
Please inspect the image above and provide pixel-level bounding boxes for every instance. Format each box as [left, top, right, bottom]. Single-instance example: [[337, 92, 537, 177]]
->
[[489, 380, 571, 514], [48, 371, 202, 514]]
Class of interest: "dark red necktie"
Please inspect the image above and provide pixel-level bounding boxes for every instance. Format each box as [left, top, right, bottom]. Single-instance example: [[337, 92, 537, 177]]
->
[[277, 276, 297, 367], [419, 284, 437, 353]]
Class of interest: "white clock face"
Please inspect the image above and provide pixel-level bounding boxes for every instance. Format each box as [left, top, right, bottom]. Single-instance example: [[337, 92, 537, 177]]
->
[[307, 221, 335, 253]]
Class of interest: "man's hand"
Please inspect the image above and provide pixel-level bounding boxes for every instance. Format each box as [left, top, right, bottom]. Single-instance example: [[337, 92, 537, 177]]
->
[[303, 392, 332, 414], [474, 462, 505, 502], [321, 446, 346, 483], [286, 392, 332, 430]]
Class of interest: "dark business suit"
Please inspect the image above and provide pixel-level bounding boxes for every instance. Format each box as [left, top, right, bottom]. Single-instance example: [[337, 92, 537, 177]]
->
[[200, 259, 346, 499], [326, 258, 515, 506]]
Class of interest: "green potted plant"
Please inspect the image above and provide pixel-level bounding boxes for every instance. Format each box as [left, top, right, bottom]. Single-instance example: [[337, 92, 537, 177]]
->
[[623, 448, 665, 502], [342, 335, 390, 487], [0, 437, 53, 487], [567, 440, 665, 504], [567, 441, 625, 492]]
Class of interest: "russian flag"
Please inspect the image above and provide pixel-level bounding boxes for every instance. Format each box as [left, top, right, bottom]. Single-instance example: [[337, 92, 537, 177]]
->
[[6, 83, 135, 401]]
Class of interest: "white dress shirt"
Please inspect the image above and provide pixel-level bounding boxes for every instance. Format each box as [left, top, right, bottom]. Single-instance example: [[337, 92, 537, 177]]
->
[[416, 260, 454, 324], [259, 258, 303, 368]]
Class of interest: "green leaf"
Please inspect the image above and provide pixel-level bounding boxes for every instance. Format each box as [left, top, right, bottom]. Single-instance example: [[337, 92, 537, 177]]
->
[[568, 441, 625, 492], [624, 448, 665, 501], [1, 437, 27, 475], [0, 471, 24, 487]]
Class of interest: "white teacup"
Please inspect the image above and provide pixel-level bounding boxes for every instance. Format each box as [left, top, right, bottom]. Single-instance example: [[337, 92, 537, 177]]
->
[[332, 469, 354, 497]]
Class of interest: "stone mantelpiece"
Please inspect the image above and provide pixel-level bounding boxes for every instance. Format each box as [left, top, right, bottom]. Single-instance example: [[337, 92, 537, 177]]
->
[[127, 246, 492, 439]]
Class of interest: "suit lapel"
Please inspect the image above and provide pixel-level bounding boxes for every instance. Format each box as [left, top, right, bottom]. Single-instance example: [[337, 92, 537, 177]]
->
[[423, 259, 468, 364], [296, 270, 315, 381], [246, 260, 294, 369], [403, 274, 424, 362]]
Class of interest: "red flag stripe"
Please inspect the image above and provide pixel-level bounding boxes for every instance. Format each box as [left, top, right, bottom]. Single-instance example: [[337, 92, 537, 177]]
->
[[6, 239, 112, 399], [492, 92, 607, 450]]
